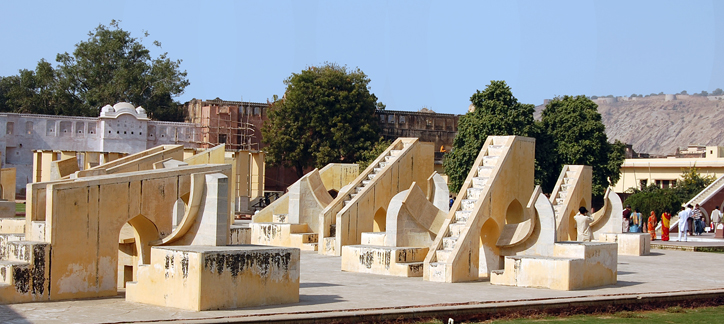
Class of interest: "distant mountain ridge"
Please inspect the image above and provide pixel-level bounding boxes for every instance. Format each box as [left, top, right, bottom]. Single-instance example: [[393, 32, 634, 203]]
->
[[534, 95, 724, 155]]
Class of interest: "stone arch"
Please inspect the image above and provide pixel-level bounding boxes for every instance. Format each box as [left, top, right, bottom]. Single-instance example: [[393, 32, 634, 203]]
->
[[505, 199, 524, 224], [127, 214, 161, 265], [479, 217, 502, 276], [373, 207, 387, 232]]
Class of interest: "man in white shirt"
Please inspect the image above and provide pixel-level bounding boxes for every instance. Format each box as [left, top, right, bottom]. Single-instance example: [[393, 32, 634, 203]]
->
[[711, 206, 722, 234], [678, 205, 692, 242], [574, 207, 595, 242]]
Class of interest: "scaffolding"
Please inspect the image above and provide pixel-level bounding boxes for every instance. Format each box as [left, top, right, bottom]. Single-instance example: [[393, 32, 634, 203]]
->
[[192, 102, 260, 151]]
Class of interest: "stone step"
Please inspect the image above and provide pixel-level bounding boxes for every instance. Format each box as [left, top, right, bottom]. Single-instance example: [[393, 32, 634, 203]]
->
[[367, 173, 376, 180], [560, 184, 572, 191], [461, 199, 477, 211], [272, 214, 288, 223], [482, 155, 499, 166], [557, 191, 568, 199], [471, 177, 489, 189], [556, 198, 565, 205], [384, 155, 396, 162], [0, 260, 29, 285], [361, 232, 387, 246], [373, 167, 382, 173], [378, 162, 387, 168], [435, 249, 453, 262], [427, 262, 447, 282], [344, 200, 352, 206], [30, 221, 46, 242], [449, 223, 466, 237], [563, 177, 573, 184], [455, 211, 471, 223], [0, 233, 25, 260], [488, 144, 505, 156], [300, 243, 318, 251], [362, 180, 371, 186], [390, 149, 404, 156], [355, 186, 365, 193], [442, 236, 458, 250], [290, 232, 318, 244], [5, 241, 50, 264], [467, 187, 484, 200], [322, 237, 336, 255], [565, 171, 576, 178], [350, 193, 358, 199], [477, 166, 494, 177]]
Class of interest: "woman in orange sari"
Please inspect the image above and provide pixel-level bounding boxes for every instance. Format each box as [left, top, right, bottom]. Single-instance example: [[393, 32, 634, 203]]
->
[[661, 210, 671, 241], [648, 211, 657, 241]]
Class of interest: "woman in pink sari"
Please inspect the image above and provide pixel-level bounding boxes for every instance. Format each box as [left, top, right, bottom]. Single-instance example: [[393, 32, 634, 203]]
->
[[648, 211, 657, 241]]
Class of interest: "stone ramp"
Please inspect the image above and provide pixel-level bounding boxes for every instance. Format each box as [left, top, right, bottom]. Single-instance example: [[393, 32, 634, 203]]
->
[[424, 136, 536, 283], [319, 138, 433, 256], [549, 165, 592, 241]]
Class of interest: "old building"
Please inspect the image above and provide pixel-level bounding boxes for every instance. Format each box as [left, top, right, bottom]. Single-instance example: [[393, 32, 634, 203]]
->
[[0, 102, 199, 193], [184, 99, 462, 190]]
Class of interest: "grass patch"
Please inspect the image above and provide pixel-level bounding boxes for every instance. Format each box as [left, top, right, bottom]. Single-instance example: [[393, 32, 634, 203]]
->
[[473, 305, 724, 323], [15, 203, 25, 213]]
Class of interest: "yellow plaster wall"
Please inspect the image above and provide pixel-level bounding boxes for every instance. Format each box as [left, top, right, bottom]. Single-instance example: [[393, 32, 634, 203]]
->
[[1, 168, 16, 200]]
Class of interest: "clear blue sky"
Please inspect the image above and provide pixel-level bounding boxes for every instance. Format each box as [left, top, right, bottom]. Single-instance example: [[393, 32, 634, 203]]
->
[[1, 0, 723, 114]]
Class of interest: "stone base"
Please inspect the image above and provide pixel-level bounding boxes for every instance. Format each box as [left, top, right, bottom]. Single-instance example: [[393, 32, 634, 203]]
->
[[0, 218, 25, 234], [491, 242, 617, 290], [229, 224, 250, 245], [250, 223, 318, 251], [341, 245, 428, 277], [0, 201, 16, 218], [126, 245, 300, 311], [598, 232, 650, 256]]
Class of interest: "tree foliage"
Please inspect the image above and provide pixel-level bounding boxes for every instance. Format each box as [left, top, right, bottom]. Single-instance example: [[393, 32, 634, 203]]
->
[[443, 81, 536, 193], [624, 185, 682, 220], [538, 95, 625, 195], [674, 167, 716, 202], [358, 138, 392, 170], [0, 20, 189, 121], [262, 63, 380, 177]]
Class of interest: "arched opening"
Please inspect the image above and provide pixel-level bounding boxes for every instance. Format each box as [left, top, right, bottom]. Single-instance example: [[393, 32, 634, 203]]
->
[[373, 207, 386, 232], [117, 215, 160, 289], [505, 199, 524, 224], [479, 218, 501, 277], [327, 189, 338, 199]]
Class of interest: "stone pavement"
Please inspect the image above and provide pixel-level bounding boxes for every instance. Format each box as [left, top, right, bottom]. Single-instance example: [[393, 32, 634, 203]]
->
[[1, 249, 724, 324]]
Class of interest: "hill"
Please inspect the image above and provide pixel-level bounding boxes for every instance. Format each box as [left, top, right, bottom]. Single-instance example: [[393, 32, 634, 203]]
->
[[535, 95, 724, 155]]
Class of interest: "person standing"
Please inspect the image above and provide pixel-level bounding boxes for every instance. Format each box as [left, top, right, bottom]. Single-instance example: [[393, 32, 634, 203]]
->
[[622, 205, 632, 232], [692, 204, 704, 235], [630, 209, 642, 232], [678, 205, 692, 242], [661, 209, 671, 241], [712, 206, 722, 234], [574, 207, 594, 242], [648, 211, 657, 241]]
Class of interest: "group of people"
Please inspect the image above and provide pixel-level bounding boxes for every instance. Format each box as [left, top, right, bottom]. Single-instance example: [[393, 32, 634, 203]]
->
[[621, 205, 658, 241], [622, 203, 724, 242]]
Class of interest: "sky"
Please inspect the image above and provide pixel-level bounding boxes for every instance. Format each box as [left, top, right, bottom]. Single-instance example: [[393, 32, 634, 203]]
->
[[1, 0, 723, 115]]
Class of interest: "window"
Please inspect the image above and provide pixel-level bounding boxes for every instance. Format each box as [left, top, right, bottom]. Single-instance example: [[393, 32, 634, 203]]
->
[[88, 122, 96, 134], [380, 115, 386, 123], [25, 121, 33, 135], [218, 134, 227, 144], [76, 122, 85, 134], [399, 116, 405, 124], [254, 107, 260, 116], [388, 115, 395, 123], [639, 179, 648, 189], [6, 122, 13, 135]]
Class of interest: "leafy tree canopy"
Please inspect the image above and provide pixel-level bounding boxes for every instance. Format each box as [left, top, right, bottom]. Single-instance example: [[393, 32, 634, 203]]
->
[[443, 80, 536, 193], [624, 184, 682, 220], [674, 167, 716, 202], [0, 20, 189, 121], [262, 63, 380, 177], [539, 95, 625, 195]]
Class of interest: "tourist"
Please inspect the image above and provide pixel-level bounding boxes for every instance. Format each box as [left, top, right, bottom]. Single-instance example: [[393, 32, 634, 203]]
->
[[574, 206, 594, 242], [712, 206, 722, 234], [629, 208, 642, 233], [449, 195, 454, 209], [692, 204, 704, 235], [622, 205, 632, 232], [648, 211, 657, 241], [661, 209, 671, 241], [678, 205, 692, 242]]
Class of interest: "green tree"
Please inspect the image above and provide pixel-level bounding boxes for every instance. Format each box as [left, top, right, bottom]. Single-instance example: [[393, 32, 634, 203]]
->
[[262, 63, 380, 177], [538, 95, 625, 195], [0, 20, 189, 121], [624, 184, 682, 220], [712, 88, 723, 96], [443, 80, 536, 193], [357, 138, 392, 170], [674, 167, 716, 202]]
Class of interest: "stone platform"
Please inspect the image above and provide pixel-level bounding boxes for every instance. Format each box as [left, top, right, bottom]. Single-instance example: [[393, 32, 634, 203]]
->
[[599, 232, 651, 256], [2, 249, 724, 323]]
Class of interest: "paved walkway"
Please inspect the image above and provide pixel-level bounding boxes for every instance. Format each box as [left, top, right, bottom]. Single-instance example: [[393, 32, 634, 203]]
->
[[2, 249, 724, 324]]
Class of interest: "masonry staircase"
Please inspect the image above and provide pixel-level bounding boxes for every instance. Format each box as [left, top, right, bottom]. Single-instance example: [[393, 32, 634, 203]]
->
[[548, 165, 592, 242], [423, 136, 535, 283], [0, 226, 51, 303], [319, 138, 433, 256]]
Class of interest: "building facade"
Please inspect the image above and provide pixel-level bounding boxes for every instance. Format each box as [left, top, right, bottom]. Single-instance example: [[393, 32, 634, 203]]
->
[[0, 102, 199, 193]]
